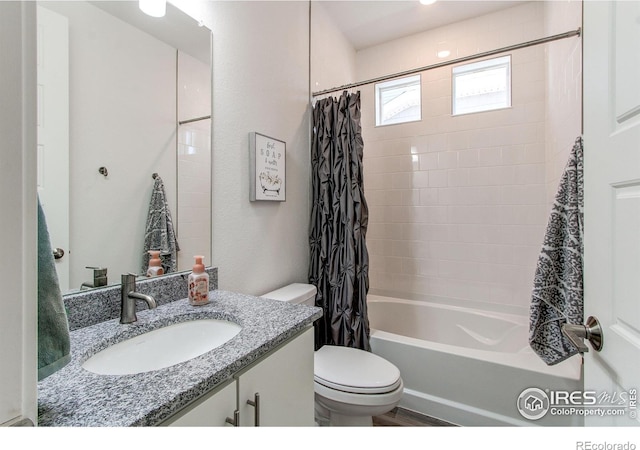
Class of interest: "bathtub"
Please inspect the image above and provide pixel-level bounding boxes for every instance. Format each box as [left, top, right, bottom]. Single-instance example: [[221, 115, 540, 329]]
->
[[367, 295, 584, 426]]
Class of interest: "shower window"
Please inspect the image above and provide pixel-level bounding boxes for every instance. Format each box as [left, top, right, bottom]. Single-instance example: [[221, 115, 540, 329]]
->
[[375, 74, 421, 126], [452, 55, 511, 116]]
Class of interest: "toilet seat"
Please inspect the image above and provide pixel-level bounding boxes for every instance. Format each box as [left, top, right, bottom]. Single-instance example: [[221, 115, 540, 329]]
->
[[314, 345, 402, 394]]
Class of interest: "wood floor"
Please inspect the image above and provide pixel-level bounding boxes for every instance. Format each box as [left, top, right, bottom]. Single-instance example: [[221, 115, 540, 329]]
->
[[373, 407, 457, 427]]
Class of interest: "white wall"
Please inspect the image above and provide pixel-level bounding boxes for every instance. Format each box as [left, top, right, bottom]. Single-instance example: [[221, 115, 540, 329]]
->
[[354, 2, 574, 313], [174, 1, 312, 295], [310, 1, 357, 95]]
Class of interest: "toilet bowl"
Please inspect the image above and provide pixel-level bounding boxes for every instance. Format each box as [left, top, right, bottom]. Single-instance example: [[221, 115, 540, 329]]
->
[[261, 283, 403, 426]]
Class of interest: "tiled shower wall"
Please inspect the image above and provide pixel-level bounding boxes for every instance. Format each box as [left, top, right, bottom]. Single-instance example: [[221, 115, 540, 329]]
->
[[177, 51, 212, 271], [544, 0, 583, 204], [360, 2, 581, 314]]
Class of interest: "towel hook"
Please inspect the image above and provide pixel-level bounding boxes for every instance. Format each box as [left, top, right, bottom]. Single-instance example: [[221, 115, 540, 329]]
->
[[99, 166, 108, 177]]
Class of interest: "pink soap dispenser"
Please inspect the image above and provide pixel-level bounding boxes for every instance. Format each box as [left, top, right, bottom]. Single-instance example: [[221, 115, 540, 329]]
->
[[188, 255, 209, 306], [146, 250, 164, 277]]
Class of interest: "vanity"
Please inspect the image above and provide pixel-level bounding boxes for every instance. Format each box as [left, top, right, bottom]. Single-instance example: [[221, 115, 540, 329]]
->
[[37, 270, 322, 427]]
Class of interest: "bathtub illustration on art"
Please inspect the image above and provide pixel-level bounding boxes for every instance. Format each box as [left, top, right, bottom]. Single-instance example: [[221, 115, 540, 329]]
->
[[259, 171, 282, 195]]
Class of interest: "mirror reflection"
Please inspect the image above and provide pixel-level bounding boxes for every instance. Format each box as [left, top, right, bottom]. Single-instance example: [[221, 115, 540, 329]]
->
[[36, 1, 212, 294]]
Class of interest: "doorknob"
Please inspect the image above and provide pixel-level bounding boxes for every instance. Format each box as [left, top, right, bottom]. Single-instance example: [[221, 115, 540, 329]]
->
[[53, 248, 65, 260], [561, 316, 603, 353]]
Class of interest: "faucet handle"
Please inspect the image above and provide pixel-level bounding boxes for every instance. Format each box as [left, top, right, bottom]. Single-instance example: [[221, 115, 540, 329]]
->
[[86, 266, 108, 287]]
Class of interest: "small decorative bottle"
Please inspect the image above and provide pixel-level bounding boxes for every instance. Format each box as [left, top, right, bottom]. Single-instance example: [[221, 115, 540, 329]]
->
[[146, 250, 164, 277], [188, 255, 209, 306]]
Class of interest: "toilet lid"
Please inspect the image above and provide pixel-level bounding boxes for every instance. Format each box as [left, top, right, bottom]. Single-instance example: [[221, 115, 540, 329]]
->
[[314, 345, 402, 394]]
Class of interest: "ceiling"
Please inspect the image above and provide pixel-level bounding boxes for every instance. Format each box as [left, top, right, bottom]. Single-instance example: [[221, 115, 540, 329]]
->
[[318, 0, 525, 50]]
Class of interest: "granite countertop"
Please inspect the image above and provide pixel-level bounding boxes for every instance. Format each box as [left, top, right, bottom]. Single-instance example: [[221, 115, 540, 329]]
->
[[37, 290, 322, 426]]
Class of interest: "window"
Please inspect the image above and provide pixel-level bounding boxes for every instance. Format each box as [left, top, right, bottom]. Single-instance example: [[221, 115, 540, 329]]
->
[[452, 55, 511, 116], [375, 74, 421, 126]]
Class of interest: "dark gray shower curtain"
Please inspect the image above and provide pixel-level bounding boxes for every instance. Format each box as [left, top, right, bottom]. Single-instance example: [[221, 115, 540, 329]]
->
[[309, 91, 371, 351]]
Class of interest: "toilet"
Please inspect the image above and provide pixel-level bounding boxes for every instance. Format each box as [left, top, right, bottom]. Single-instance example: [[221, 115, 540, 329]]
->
[[261, 283, 404, 426]]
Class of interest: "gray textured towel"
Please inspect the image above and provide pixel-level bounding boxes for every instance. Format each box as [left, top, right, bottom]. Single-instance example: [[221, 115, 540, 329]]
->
[[529, 137, 584, 365], [38, 196, 71, 380], [141, 175, 180, 274]]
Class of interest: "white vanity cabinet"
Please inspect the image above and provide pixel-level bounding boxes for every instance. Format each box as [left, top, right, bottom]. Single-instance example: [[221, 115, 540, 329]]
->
[[237, 326, 315, 426], [162, 327, 315, 427], [162, 379, 237, 427]]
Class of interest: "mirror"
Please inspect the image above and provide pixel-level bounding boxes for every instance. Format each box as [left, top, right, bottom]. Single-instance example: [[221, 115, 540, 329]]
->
[[36, 1, 212, 294]]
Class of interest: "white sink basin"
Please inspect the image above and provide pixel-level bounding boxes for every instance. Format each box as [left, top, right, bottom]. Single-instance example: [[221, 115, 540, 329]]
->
[[82, 319, 242, 375]]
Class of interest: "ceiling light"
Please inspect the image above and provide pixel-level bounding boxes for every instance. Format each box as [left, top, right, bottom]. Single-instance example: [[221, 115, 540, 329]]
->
[[437, 50, 451, 58], [139, 0, 166, 18], [420, 0, 437, 5]]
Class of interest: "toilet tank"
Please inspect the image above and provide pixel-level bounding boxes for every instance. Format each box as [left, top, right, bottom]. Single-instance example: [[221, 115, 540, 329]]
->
[[260, 283, 317, 306]]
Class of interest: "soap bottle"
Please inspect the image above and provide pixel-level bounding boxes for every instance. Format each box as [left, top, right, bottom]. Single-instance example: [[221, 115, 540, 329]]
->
[[188, 255, 209, 306], [146, 250, 164, 277]]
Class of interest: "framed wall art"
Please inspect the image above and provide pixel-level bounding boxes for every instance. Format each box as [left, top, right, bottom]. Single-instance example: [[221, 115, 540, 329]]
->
[[249, 132, 286, 202]]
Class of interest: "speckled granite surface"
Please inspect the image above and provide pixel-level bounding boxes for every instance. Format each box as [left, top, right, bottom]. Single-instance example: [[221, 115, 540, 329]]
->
[[38, 289, 322, 426], [64, 268, 218, 331]]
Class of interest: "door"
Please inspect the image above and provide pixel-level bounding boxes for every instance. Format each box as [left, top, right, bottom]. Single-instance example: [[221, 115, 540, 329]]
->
[[36, 5, 70, 292], [0, 1, 38, 426], [583, 0, 640, 426]]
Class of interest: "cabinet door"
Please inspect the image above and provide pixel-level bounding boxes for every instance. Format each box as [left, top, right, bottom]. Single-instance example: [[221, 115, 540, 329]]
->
[[237, 327, 315, 426], [162, 379, 237, 427]]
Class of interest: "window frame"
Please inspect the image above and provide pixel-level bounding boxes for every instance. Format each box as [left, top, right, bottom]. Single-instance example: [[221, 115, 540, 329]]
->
[[374, 74, 422, 127], [451, 55, 512, 116]]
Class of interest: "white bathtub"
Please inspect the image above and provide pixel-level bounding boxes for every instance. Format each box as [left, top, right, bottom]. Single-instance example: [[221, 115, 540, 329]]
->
[[367, 295, 584, 426]]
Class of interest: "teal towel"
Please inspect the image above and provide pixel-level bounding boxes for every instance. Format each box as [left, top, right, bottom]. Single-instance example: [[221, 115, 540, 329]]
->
[[37, 196, 71, 381]]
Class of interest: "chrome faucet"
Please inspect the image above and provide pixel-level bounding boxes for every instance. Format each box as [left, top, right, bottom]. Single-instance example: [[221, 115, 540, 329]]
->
[[120, 273, 157, 324]]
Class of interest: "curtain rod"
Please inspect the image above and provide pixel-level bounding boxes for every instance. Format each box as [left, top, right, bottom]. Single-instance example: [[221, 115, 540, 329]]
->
[[312, 27, 581, 98]]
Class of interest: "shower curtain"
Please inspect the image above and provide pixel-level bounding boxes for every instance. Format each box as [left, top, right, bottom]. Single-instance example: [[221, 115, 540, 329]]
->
[[309, 91, 371, 351]]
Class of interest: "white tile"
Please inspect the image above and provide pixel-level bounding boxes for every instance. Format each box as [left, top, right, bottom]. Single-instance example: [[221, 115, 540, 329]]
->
[[427, 133, 448, 153], [419, 153, 438, 171], [438, 151, 459, 169], [419, 188, 439, 205], [502, 145, 527, 165], [390, 172, 412, 190], [514, 164, 546, 185], [402, 189, 421, 206], [447, 168, 469, 187], [478, 147, 503, 166], [411, 171, 430, 188], [428, 170, 448, 187], [458, 148, 479, 168]]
